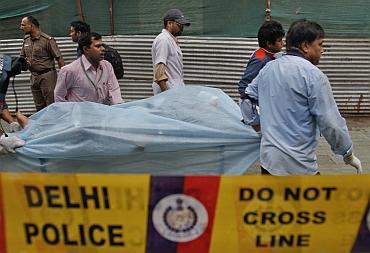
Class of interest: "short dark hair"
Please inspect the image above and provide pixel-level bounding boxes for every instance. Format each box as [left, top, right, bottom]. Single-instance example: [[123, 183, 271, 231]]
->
[[286, 19, 325, 50], [163, 20, 171, 28], [258, 20, 285, 48], [70, 21, 90, 33], [78, 32, 102, 52], [27, 16, 40, 27]]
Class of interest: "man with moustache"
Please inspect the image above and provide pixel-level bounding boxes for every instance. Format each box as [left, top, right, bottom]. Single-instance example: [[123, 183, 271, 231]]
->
[[54, 32, 122, 105], [151, 9, 191, 95], [69, 21, 124, 79], [20, 16, 64, 111], [246, 20, 362, 175]]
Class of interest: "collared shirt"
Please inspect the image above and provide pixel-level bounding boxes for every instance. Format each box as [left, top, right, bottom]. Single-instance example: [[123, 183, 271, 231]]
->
[[151, 29, 185, 94], [238, 48, 275, 98], [246, 53, 352, 175], [54, 55, 123, 105], [20, 31, 62, 73]]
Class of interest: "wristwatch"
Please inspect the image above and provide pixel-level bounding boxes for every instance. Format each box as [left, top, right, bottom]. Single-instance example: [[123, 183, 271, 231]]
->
[[343, 148, 352, 158], [343, 149, 353, 164]]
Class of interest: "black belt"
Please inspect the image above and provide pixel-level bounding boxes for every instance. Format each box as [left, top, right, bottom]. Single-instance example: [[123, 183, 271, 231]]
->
[[32, 68, 55, 75]]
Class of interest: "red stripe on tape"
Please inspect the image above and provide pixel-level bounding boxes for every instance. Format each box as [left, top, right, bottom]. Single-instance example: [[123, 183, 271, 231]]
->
[[177, 176, 220, 253]]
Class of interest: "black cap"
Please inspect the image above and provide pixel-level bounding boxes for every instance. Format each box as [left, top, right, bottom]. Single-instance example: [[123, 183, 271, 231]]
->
[[163, 9, 190, 26]]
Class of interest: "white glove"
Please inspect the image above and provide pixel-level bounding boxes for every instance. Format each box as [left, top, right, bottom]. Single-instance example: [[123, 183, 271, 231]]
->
[[8, 121, 22, 132], [343, 154, 362, 174], [0, 134, 25, 154]]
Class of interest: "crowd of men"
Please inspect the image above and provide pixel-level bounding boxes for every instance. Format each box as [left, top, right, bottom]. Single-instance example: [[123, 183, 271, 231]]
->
[[0, 9, 363, 175]]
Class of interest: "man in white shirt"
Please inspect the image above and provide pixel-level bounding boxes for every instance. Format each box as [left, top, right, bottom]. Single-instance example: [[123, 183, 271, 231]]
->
[[151, 9, 190, 95]]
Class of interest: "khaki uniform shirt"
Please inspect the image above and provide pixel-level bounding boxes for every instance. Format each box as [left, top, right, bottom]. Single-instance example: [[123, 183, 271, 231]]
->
[[20, 31, 62, 73]]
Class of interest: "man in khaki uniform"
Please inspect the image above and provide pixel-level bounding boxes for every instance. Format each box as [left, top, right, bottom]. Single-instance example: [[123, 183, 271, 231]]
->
[[20, 16, 64, 111]]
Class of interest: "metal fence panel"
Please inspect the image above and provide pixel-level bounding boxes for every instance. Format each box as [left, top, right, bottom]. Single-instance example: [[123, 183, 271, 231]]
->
[[1, 35, 369, 115]]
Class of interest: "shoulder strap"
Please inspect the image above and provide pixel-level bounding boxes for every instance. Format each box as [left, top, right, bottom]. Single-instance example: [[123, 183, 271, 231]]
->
[[40, 32, 52, 40]]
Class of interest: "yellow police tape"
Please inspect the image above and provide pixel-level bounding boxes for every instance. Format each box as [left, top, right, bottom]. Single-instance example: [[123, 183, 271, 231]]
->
[[211, 175, 369, 253], [0, 173, 368, 253], [1, 173, 150, 253]]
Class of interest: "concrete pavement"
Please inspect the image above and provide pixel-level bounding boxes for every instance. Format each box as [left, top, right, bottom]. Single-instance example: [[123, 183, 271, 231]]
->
[[246, 116, 370, 175]]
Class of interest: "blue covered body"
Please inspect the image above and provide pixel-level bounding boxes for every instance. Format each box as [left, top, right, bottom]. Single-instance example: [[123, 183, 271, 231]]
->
[[0, 86, 260, 174]]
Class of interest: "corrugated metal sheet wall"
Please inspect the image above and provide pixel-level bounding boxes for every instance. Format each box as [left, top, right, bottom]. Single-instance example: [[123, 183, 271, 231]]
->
[[1, 36, 369, 115]]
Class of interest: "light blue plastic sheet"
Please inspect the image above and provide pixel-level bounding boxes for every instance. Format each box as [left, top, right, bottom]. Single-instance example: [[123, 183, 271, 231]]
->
[[0, 86, 261, 174]]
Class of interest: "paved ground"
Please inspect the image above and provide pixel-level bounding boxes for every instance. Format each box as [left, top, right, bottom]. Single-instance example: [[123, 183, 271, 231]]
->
[[246, 116, 370, 175], [1, 115, 369, 175]]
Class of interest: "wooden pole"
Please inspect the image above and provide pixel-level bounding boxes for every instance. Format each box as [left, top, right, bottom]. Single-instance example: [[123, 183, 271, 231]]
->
[[108, 0, 115, 35], [265, 0, 271, 21], [76, 0, 85, 22]]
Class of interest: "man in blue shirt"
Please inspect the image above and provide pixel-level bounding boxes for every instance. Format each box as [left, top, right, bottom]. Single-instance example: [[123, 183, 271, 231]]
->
[[238, 20, 285, 130], [246, 20, 362, 175]]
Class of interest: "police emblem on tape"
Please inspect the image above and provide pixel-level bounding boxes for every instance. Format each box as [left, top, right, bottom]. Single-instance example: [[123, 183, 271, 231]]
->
[[152, 194, 208, 242]]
